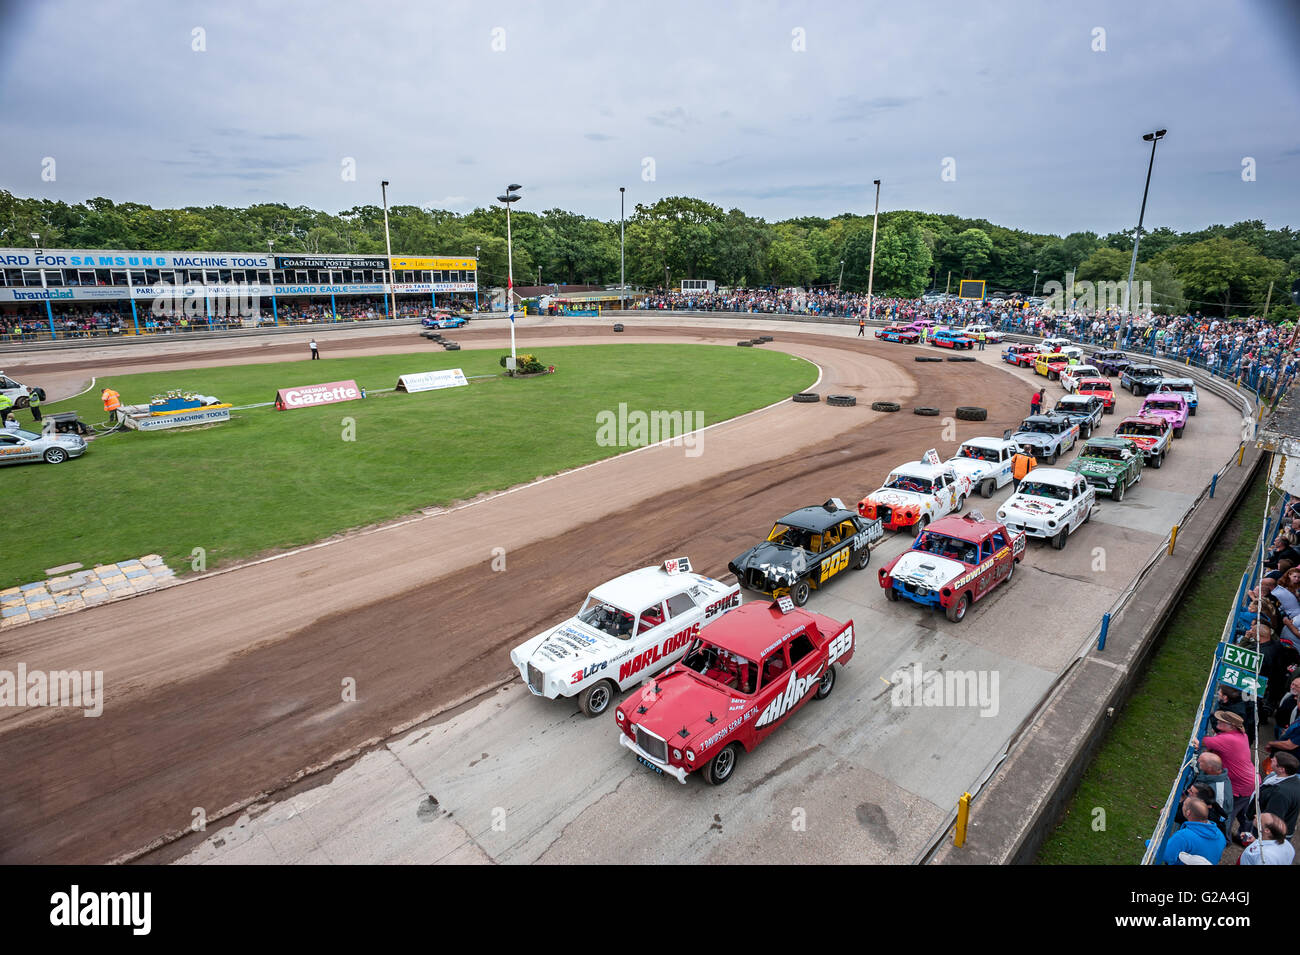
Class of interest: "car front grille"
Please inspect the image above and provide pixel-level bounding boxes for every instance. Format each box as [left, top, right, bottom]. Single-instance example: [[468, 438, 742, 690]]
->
[[526, 663, 545, 694], [635, 726, 668, 763], [878, 505, 892, 525]]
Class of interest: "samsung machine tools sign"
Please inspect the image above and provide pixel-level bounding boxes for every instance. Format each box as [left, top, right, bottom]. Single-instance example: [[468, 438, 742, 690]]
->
[[395, 369, 468, 393], [275, 379, 363, 409]]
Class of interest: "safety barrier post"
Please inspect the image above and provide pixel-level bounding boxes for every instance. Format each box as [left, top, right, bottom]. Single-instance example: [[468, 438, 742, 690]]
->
[[1168, 525, 1179, 556], [1238, 444, 1246, 466], [1209, 473, 1218, 498], [1097, 612, 1111, 650], [954, 792, 971, 848]]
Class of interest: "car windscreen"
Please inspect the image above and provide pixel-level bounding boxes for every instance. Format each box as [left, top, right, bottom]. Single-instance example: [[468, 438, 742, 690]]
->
[[885, 475, 934, 493], [1019, 421, 1054, 434], [957, 445, 998, 462], [1144, 400, 1180, 411], [1018, 481, 1070, 501], [767, 523, 812, 549], [577, 598, 636, 639], [681, 639, 755, 693], [1120, 423, 1162, 436], [1079, 380, 1110, 389], [1084, 445, 1125, 461], [13, 430, 40, 441], [1161, 383, 1193, 393], [915, 532, 979, 563]]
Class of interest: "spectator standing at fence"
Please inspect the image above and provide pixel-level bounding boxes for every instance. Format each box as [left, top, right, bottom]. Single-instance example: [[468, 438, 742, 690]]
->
[[1179, 751, 1234, 837], [309, 339, 319, 360], [1162, 795, 1227, 865], [1239, 812, 1294, 864], [1241, 753, 1300, 844], [1274, 675, 1300, 734], [1201, 711, 1259, 824]]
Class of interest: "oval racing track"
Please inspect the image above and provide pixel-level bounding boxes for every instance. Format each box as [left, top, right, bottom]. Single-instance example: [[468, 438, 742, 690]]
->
[[0, 317, 1245, 864]]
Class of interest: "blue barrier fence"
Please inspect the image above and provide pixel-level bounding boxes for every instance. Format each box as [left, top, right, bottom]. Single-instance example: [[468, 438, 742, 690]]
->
[[1143, 490, 1289, 863]]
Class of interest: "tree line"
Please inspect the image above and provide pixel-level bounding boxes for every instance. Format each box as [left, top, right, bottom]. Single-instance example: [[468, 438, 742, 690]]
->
[[2, 190, 1296, 318]]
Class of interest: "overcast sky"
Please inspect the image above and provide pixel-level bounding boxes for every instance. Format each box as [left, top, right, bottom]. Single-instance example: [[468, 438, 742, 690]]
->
[[1, 0, 1297, 237]]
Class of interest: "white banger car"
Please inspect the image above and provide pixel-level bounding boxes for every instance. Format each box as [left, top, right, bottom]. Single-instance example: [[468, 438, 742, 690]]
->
[[510, 558, 742, 717], [945, 437, 1018, 499], [997, 467, 1095, 551]]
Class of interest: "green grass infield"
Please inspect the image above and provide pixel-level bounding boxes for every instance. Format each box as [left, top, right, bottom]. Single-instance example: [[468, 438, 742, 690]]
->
[[5, 343, 817, 588]]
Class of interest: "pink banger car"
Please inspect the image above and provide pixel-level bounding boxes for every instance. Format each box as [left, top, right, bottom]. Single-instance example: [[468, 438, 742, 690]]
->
[[1138, 392, 1189, 439]]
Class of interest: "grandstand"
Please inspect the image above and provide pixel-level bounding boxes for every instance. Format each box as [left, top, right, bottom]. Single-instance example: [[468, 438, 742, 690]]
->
[[0, 248, 478, 340]]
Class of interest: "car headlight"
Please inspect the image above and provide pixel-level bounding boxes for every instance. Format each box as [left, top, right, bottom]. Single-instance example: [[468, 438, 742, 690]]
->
[[685, 749, 695, 762], [1107, 476, 1116, 485], [616, 710, 625, 722], [672, 749, 682, 761], [1048, 519, 1057, 528]]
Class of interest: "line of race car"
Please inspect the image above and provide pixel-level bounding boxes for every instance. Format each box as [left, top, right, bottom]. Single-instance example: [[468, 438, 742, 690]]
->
[[508, 331, 1204, 787]]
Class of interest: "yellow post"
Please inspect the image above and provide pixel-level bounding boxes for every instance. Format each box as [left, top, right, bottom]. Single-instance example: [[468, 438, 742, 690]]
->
[[1168, 525, 1179, 555], [1259, 403, 1266, 420], [1238, 443, 1246, 466], [954, 792, 971, 848]]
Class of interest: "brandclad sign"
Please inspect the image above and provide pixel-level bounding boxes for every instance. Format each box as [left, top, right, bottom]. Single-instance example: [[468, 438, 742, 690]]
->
[[275, 379, 362, 409]]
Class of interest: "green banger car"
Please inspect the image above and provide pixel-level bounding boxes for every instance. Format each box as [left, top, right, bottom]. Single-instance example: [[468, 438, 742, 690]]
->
[[1066, 436, 1143, 502]]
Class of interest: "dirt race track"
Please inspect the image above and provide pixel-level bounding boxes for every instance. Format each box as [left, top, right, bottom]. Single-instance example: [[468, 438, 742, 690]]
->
[[0, 321, 1079, 862]]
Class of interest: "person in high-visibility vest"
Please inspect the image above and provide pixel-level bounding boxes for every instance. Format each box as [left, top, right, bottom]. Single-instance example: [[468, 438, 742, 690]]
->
[[27, 386, 43, 422], [0, 392, 13, 427], [102, 388, 122, 418], [1012, 447, 1038, 490]]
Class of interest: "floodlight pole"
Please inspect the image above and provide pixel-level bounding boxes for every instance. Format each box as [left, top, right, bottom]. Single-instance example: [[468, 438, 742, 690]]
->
[[1125, 129, 1166, 342], [381, 180, 397, 321], [866, 179, 881, 323]]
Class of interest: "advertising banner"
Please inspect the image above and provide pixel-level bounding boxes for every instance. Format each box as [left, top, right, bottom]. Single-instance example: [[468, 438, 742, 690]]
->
[[122, 406, 232, 431], [275, 380, 363, 409], [276, 255, 388, 270], [390, 257, 477, 271], [396, 369, 468, 393]]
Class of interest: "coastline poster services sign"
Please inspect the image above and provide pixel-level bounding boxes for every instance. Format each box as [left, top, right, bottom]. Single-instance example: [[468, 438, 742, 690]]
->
[[275, 379, 363, 410], [395, 369, 468, 393]]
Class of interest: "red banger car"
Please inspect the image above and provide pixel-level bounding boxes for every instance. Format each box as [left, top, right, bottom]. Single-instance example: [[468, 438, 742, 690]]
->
[[615, 600, 854, 785], [1075, 377, 1115, 414], [878, 513, 1026, 621]]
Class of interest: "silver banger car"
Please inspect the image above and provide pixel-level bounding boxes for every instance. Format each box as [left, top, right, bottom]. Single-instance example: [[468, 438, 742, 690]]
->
[[0, 428, 88, 465]]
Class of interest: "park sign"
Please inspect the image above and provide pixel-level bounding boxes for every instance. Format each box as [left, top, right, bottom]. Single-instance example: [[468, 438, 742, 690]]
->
[[275, 379, 362, 409], [395, 369, 468, 393]]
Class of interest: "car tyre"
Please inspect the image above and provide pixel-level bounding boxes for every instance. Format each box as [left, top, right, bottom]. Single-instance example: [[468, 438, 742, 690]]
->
[[613, 323, 625, 332], [945, 593, 969, 623], [956, 406, 987, 421], [704, 743, 739, 786], [827, 394, 857, 407], [578, 679, 616, 718], [1112, 480, 1125, 503], [1189, 406, 1197, 416], [980, 478, 994, 499], [43, 447, 68, 464], [1174, 426, 1184, 438], [793, 392, 820, 403], [814, 665, 836, 700], [913, 515, 929, 539], [1152, 452, 1163, 469], [913, 406, 941, 416], [884, 584, 899, 601], [737, 340, 753, 347], [1052, 527, 1069, 550], [870, 401, 901, 412], [1045, 450, 1058, 465], [792, 580, 811, 606], [853, 546, 871, 570]]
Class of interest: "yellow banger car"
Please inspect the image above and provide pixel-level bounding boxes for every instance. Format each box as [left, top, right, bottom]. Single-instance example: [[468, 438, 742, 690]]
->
[[1034, 352, 1071, 380]]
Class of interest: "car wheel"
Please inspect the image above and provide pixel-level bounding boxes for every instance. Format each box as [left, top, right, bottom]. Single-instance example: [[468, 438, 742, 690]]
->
[[1190, 406, 1197, 416], [1084, 504, 1092, 524], [913, 515, 929, 538], [870, 401, 901, 412], [827, 394, 857, 407], [945, 593, 969, 623], [703, 744, 739, 786], [793, 392, 820, 403], [1045, 450, 1057, 465], [43, 447, 67, 464], [1113, 480, 1125, 503], [884, 585, 900, 602], [1105, 405, 1114, 415], [1152, 452, 1163, 469], [853, 546, 871, 570], [1174, 426, 1184, 438], [913, 406, 941, 416], [1080, 424, 1091, 440], [578, 679, 616, 718], [956, 406, 987, 421], [792, 580, 811, 606], [1005, 559, 1016, 585], [1052, 527, 1069, 550], [981, 478, 994, 499], [955, 494, 966, 512], [814, 665, 836, 700]]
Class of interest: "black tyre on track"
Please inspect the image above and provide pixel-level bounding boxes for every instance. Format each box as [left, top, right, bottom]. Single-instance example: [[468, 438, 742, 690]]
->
[[870, 401, 901, 412], [956, 406, 987, 421], [827, 395, 857, 407], [913, 407, 941, 416], [793, 392, 820, 403]]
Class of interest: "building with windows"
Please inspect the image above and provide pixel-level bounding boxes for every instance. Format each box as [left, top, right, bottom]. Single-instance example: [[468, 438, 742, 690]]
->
[[0, 248, 478, 339]]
